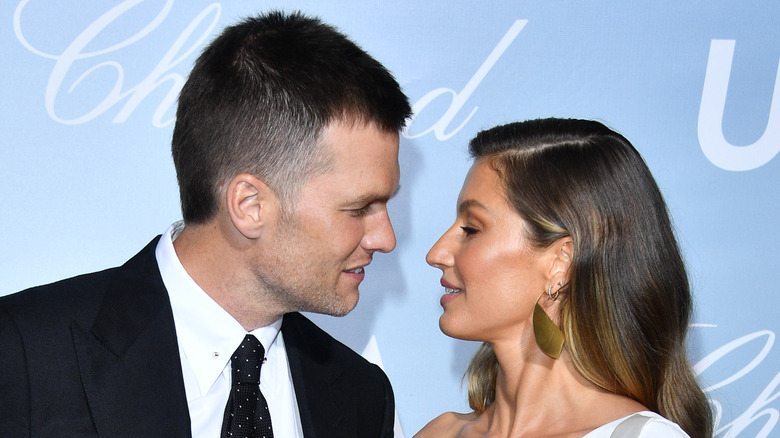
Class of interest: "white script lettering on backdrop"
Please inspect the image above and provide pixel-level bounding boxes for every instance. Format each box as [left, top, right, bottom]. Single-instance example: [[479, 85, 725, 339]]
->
[[403, 19, 527, 141], [698, 39, 780, 171], [695, 326, 780, 437], [13, 0, 220, 127]]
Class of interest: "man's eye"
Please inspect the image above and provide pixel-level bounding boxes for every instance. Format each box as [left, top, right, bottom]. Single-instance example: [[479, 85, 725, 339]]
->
[[349, 205, 371, 217]]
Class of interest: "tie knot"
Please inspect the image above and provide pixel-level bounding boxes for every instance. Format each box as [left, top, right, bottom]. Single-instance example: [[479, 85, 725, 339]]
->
[[231, 334, 265, 384]]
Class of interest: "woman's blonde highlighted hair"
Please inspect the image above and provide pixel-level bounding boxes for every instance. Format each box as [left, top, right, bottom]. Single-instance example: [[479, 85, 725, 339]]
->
[[464, 118, 712, 438]]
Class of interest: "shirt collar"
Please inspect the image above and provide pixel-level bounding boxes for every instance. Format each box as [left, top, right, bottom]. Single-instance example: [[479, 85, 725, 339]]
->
[[156, 221, 282, 395]]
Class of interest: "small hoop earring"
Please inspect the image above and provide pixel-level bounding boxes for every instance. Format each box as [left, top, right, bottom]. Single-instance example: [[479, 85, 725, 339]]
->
[[547, 283, 559, 301]]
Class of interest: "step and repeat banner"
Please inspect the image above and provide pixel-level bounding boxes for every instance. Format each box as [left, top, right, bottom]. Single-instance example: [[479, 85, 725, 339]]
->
[[2, 1, 778, 436]]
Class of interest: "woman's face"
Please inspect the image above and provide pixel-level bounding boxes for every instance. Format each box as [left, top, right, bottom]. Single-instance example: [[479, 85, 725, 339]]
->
[[426, 159, 554, 344]]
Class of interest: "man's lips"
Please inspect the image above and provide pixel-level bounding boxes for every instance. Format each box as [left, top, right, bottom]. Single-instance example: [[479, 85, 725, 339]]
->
[[343, 267, 365, 274]]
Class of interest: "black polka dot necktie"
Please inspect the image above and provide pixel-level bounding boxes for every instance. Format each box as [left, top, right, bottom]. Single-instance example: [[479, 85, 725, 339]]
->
[[221, 335, 274, 438]]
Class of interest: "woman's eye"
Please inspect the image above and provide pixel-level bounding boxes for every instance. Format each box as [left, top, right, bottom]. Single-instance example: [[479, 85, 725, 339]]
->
[[460, 226, 478, 236]]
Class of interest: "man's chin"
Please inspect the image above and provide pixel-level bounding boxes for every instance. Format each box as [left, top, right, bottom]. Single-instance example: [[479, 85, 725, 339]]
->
[[305, 291, 359, 317], [331, 295, 360, 317]]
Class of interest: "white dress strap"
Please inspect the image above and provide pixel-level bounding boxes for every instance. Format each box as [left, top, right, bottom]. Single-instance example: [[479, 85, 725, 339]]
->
[[609, 413, 654, 437]]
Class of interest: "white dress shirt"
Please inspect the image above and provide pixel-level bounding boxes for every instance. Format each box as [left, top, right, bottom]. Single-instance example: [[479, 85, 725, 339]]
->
[[156, 222, 304, 438]]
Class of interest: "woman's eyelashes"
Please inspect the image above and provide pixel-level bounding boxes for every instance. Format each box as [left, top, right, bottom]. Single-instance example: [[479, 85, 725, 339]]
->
[[460, 225, 478, 236]]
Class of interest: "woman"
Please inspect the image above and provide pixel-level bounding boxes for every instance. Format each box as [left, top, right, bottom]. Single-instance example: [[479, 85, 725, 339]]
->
[[416, 118, 712, 437]]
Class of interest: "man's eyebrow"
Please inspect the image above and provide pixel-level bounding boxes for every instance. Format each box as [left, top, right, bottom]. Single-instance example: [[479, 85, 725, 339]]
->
[[349, 185, 402, 206]]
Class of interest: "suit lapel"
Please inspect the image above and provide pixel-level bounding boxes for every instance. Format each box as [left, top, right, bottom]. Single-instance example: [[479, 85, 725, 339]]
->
[[283, 313, 354, 438], [71, 238, 192, 437]]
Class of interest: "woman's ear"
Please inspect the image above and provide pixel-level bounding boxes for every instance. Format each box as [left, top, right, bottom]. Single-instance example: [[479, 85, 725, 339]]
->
[[548, 236, 573, 286], [225, 173, 278, 239]]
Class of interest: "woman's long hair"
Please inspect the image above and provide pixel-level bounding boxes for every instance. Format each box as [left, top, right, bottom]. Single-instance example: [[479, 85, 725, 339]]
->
[[464, 118, 712, 438]]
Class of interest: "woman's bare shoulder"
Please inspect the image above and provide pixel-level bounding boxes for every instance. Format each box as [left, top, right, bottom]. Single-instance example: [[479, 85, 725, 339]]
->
[[413, 411, 478, 438]]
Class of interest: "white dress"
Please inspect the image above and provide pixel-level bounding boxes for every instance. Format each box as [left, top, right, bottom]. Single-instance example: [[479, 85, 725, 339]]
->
[[582, 411, 690, 437]]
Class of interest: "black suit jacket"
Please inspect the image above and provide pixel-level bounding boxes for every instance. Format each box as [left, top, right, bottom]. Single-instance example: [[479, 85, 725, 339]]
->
[[0, 237, 394, 437]]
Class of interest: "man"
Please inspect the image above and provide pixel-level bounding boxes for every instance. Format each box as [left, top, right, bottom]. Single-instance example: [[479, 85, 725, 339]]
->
[[0, 11, 411, 438]]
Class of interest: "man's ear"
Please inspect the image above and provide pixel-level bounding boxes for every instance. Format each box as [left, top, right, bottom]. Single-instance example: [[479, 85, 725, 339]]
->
[[548, 236, 573, 286], [225, 173, 278, 239]]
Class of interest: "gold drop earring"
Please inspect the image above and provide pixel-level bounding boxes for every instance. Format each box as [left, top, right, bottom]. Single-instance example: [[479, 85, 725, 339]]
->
[[532, 282, 564, 359]]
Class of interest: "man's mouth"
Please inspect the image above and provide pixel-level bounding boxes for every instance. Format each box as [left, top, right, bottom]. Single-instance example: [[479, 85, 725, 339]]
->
[[344, 267, 364, 274], [444, 287, 462, 294]]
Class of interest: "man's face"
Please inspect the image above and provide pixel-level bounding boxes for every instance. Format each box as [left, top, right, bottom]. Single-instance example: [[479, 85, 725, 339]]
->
[[254, 120, 400, 316]]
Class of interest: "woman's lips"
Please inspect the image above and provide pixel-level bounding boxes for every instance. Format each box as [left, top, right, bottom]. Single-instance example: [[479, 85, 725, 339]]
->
[[440, 286, 463, 307]]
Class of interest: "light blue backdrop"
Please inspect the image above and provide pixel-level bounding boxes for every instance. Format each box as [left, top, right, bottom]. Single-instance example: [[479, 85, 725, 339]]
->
[[2, 1, 779, 437]]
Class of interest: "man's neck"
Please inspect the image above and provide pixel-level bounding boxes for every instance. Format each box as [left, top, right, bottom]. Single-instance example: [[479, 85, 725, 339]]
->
[[172, 221, 285, 330]]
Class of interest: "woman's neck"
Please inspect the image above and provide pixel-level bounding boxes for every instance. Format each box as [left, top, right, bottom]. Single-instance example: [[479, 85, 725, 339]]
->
[[472, 340, 646, 437]]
